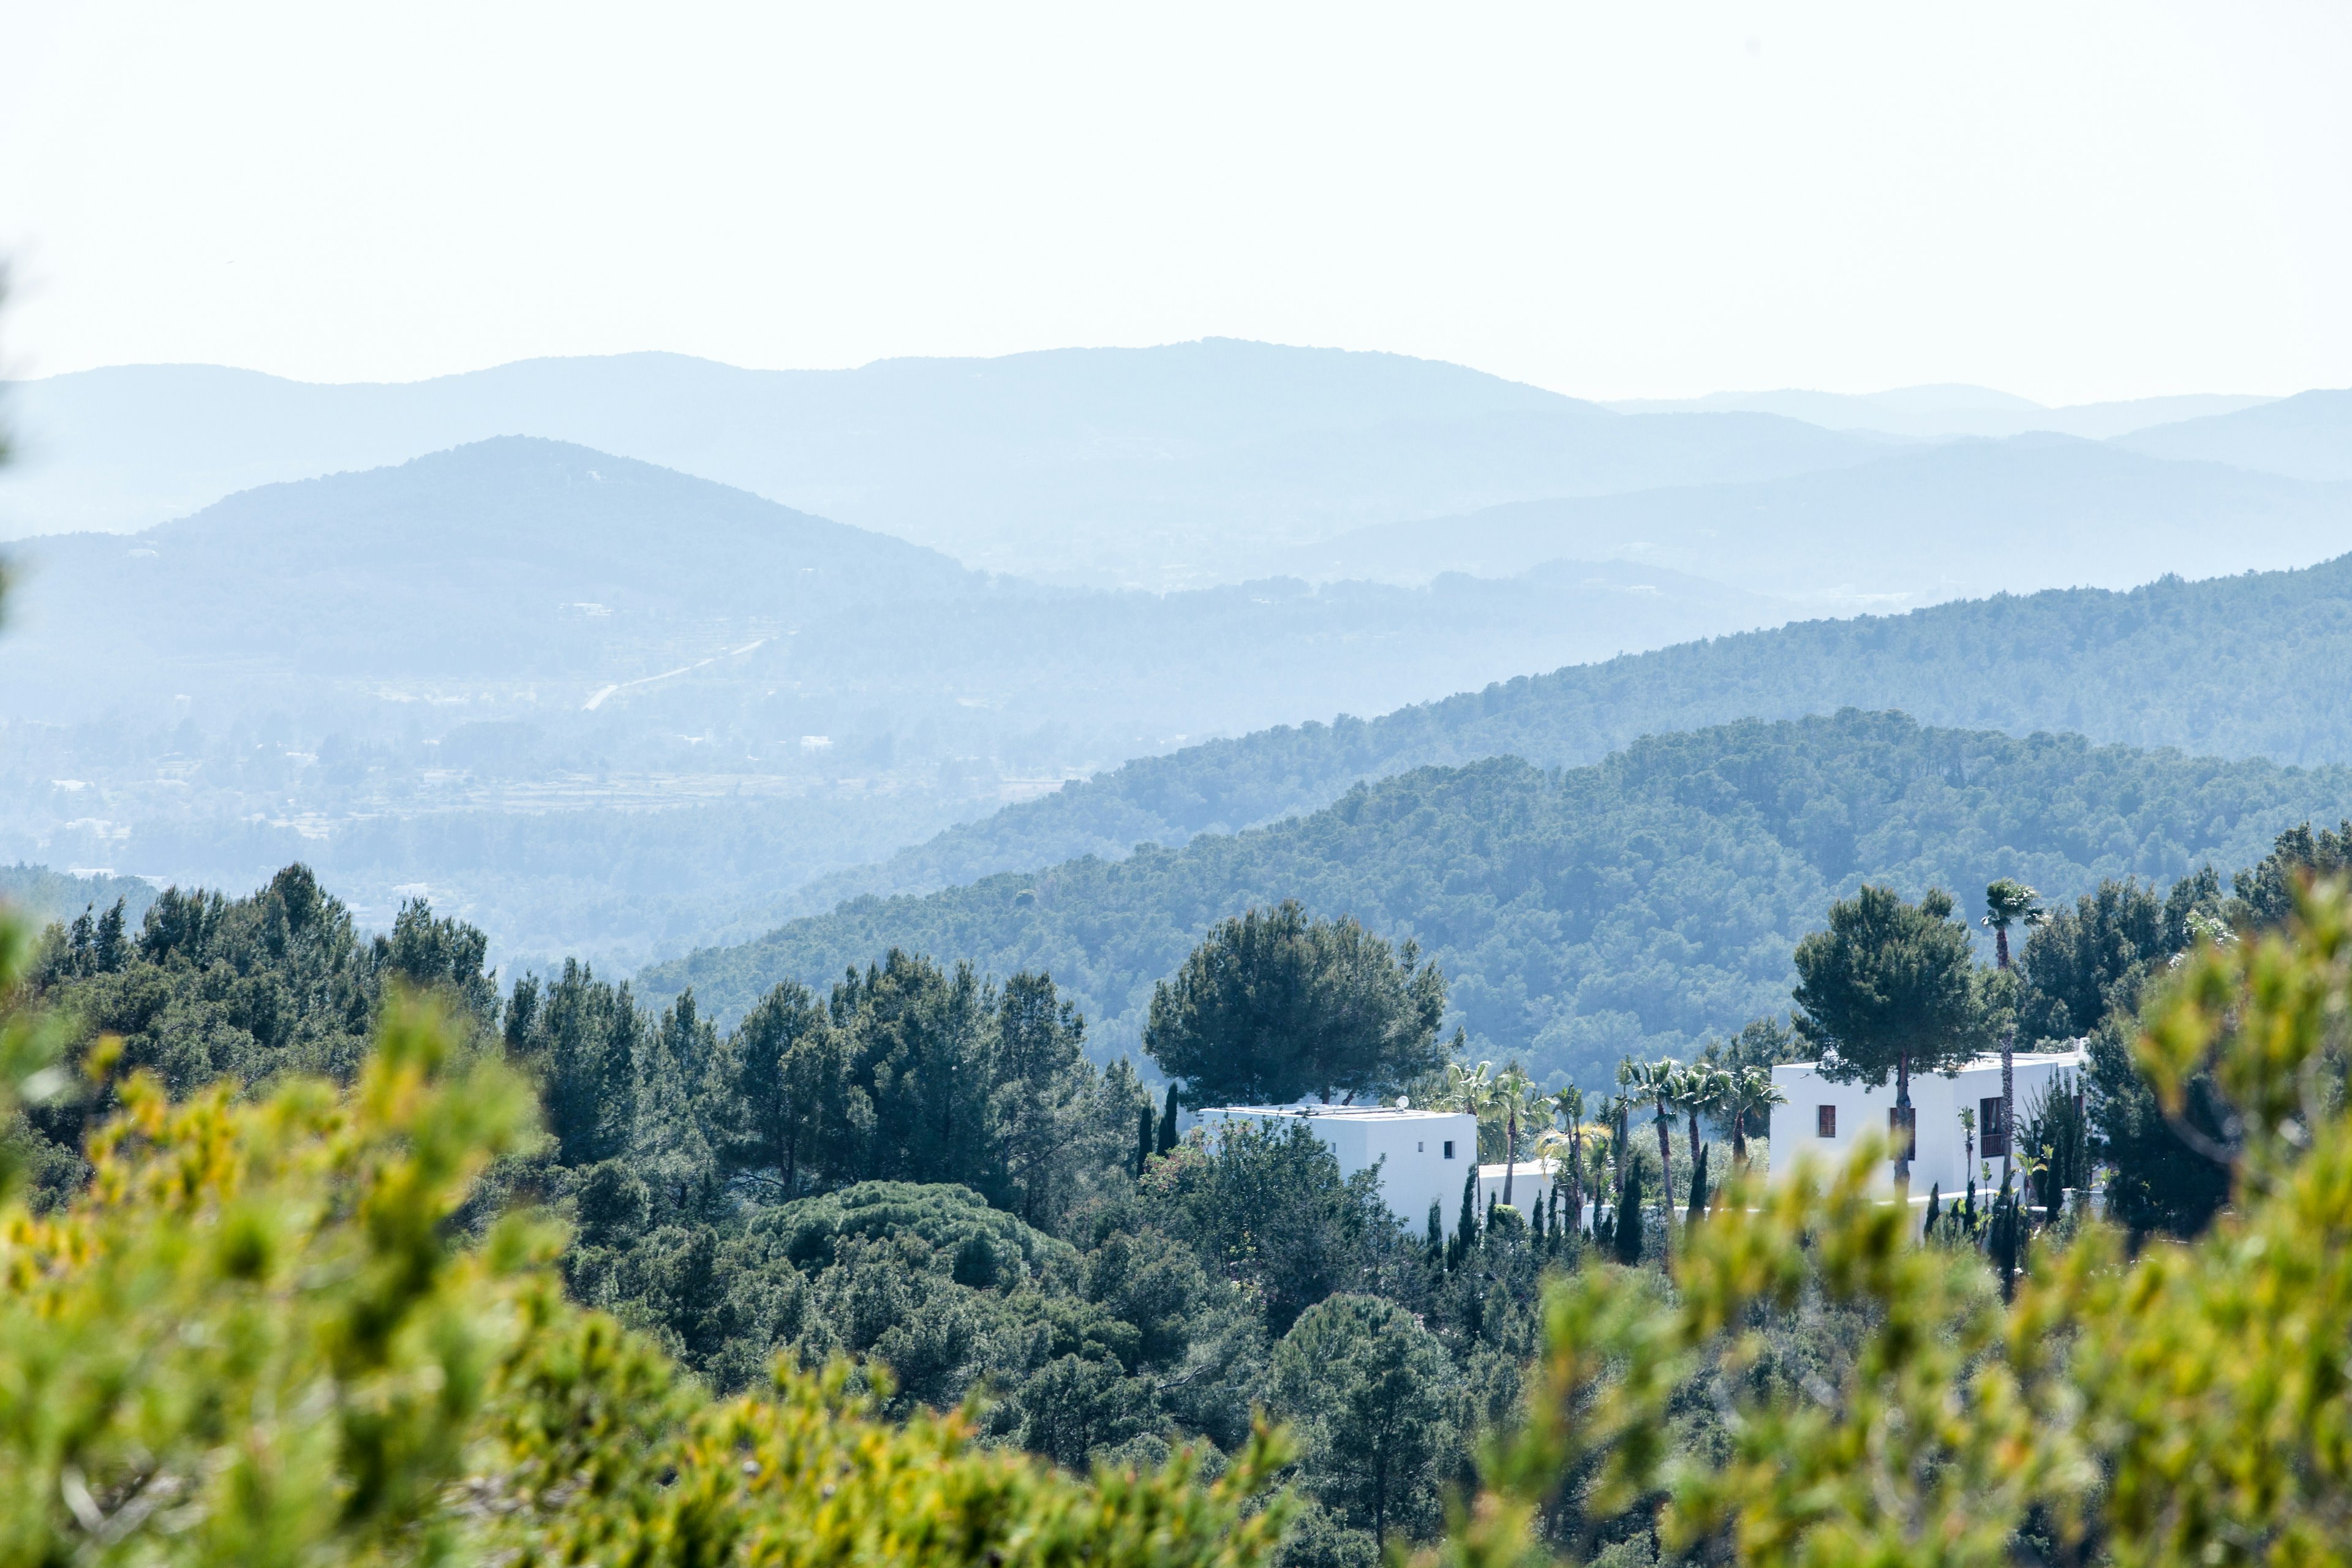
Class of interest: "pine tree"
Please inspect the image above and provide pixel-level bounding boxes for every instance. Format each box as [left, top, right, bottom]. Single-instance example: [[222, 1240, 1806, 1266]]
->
[[1613, 1162, 1644, 1264], [987, 971, 1091, 1227], [1996, 1169, 2020, 1301], [1450, 1167, 1479, 1268]]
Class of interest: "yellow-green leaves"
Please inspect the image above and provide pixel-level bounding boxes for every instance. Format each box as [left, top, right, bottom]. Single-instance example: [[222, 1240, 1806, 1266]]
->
[[0, 940, 1292, 1568], [1469, 878, 2352, 1568]]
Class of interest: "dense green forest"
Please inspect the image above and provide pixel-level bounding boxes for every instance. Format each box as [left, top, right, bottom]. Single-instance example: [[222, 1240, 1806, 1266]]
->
[[17, 816, 2342, 1565], [799, 552, 2352, 914], [650, 710, 2352, 1085]]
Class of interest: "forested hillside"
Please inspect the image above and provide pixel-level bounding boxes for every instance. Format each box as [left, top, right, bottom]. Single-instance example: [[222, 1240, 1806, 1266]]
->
[[799, 552, 2352, 911], [646, 710, 2352, 1086]]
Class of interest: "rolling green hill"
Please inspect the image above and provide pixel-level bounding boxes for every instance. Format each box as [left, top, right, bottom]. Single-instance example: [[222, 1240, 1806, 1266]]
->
[[777, 551, 2352, 918], [643, 710, 2352, 1088]]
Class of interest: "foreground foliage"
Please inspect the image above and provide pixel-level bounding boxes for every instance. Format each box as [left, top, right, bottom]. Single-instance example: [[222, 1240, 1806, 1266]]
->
[[0, 927, 1291, 1568], [1463, 876, 2352, 1567]]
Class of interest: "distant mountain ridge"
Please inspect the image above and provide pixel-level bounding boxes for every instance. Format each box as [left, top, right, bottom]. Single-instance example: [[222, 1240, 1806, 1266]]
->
[[1, 436, 989, 712], [1277, 436, 2352, 603], [0, 341, 1892, 584], [2114, 388, 2352, 481], [1604, 385, 2274, 442]]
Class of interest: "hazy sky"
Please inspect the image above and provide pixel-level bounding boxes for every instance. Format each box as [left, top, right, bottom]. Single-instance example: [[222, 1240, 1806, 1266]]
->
[[2, 1, 2348, 402]]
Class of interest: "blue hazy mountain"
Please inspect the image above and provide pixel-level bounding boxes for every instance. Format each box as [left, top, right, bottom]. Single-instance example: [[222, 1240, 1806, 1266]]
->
[[3, 436, 988, 710], [0, 438, 1789, 973], [1606, 384, 2272, 441], [1279, 435, 2352, 604], [2112, 388, 2352, 481], [0, 341, 1888, 584]]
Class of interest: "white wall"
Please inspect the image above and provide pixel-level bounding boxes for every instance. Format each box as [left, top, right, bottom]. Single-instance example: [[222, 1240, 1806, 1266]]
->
[[1767, 1049, 2087, 1196], [1196, 1106, 1481, 1236], [1478, 1159, 1585, 1226]]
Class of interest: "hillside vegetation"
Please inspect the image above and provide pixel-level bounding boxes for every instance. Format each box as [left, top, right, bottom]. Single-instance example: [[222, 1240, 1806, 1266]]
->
[[646, 710, 2352, 1085], [794, 552, 2352, 912]]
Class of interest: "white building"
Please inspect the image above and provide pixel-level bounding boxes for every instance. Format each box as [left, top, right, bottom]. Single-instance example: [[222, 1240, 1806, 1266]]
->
[[1479, 1159, 1589, 1229], [1766, 1047, 2089, 1197], [1195, 1104, 1482, 1236]]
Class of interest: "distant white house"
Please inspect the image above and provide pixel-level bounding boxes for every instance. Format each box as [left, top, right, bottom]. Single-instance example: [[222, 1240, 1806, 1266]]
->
[[1477, 1159, 1590, 1228], [1195, 1104, 1482, 1237], [1767, 1047, 2090, 1197]]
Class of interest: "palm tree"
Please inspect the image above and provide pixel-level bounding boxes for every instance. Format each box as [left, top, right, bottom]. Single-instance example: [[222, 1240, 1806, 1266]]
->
[[1493, 1063, 1537, 1208], [1553, 1085, 1587, 1224], [1619, 1058, 1680, 1246], [1982, 879, 2046, 1193], [1433, 1059, 1500, 1159], [1681, 1065, 1731, 1189], [1714, 1065, 1786, 1170]]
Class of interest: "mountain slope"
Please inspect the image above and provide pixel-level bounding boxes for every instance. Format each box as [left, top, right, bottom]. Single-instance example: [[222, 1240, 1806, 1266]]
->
[[773, 551, 2352, 917], [2, 435, 986, 707], [1278, 437, 2352, 604], [0, 342, 1889, 584], [0, 437, 1795, 976], [2111, 388, 2352, 481], [642, 711, 2352, 1086]]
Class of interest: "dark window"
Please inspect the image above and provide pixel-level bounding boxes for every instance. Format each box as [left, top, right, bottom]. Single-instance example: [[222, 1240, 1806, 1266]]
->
[[1888, 1106, 1917, 1159], [1817, 1105, 1837, 1137], [1980, 1096, 2009, 1158], [1443, 1140, 1456, 1159]]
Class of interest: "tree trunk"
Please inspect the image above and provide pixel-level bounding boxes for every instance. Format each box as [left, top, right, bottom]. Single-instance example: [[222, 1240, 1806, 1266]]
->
[[1996, 922, 2015, 1196], [1653, 1102, 1674, 1246], [1502, 1107, 1517, 1207], [1731, 1120, 1747, 1170], [1894, 1050, 1913, 1199]]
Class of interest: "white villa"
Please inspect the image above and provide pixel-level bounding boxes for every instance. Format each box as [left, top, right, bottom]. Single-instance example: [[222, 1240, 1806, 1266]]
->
[[1194, 1104, 1483, 1235], [1766, 1047, 2090, 1197]]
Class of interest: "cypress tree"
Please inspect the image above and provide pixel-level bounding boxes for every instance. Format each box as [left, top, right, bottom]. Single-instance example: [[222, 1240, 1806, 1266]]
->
[[1532, 1186, 1548, 1242], [1134, 1104, 1155, 1177], [1997, 1170, 2020, 1302], [1687, 1142, 1710, 1223], [1924, 1182, 1942, 1241], [1486, 1194, 1499, 1242], [1155, 1084, 1180, 1156], [1453, 1167, 1479, 1265], [1613, 1163, 1644, 1264], [1425, 1199, 1443, 1260]]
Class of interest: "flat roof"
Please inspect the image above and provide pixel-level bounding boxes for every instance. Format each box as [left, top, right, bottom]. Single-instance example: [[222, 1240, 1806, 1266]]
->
[[1775, 1046, 2089, 1076], [1198, 1104, 1469, 1120]]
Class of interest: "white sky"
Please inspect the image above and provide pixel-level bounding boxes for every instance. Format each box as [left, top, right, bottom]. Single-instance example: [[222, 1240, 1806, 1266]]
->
[[1, 1, 2348, 403]]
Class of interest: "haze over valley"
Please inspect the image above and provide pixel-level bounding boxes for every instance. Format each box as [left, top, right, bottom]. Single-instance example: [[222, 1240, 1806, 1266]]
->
[[10, 9, 2352, 1552], [4, 345, 2350, 986]]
